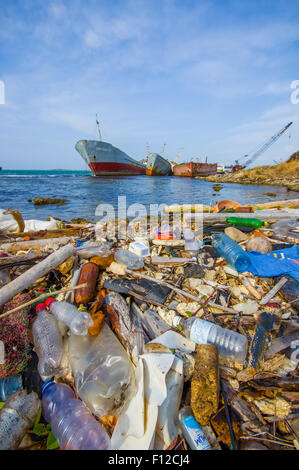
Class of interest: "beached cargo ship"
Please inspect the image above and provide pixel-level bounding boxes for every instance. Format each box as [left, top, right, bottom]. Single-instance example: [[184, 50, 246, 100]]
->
[[173, 162, 217, 177], [146, 153, 172, 176], [75, 140, 146, 176]]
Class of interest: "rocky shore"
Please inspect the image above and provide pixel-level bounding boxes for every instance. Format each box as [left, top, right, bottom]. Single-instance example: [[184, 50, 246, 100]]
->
[[198, 151, 299, 192]]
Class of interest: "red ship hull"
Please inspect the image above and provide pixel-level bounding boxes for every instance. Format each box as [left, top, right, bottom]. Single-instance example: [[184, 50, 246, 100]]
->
[[89, 161, 146, 176]]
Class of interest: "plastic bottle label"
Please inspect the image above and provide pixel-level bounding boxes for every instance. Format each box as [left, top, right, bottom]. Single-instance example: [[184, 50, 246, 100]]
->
[[183, 415, 211, 450], [190, 319, 213, 344]]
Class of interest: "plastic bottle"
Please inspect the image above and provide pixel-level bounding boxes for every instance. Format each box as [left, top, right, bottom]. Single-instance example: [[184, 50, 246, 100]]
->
[[45, 298, 93, 335], [0, 374, 23, 401], [271, 219, 299, 245], [156, 356, 184, 448], [0, 389, 40, 450], [226, 217, 266, 229], [173, 315, 248, 363], [42, 381, 111, 450], [212, 233, 252, 272], [114, 249, 144, 270], [31, 304, 64, 381], [76, 242, 112, 259], [68, 323, 136, 417], [177, 406, 211, 450], [183, 228, 200, 254]]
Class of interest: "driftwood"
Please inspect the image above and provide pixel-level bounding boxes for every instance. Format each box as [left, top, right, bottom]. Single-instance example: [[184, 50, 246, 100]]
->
[[5, 229, 82, 239], [0, 244, 74, 307], [265, 331, 299, 358], [0, 282, 88, 318], [184, 209, 299, 224], [164, 199, 299, 213], [0, 236, 72, 252], [248, 377, 299, 392], [0, 252, 49, 267]]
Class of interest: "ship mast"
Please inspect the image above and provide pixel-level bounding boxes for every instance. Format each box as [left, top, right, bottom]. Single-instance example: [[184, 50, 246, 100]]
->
[[96, 114, 102, 142]]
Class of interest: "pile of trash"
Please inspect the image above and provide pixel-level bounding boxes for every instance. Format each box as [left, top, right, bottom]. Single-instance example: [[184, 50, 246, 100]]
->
[[0, 203, 298, 451]]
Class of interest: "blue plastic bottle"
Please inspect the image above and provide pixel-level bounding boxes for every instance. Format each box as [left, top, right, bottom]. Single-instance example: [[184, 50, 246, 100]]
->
[[212, 233, 252, 272], [42, 381, 111, 450], [0, 375, 23, 402]]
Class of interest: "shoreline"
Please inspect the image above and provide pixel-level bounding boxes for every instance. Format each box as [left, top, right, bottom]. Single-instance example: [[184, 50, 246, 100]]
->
[[196, 155, 299, 192]]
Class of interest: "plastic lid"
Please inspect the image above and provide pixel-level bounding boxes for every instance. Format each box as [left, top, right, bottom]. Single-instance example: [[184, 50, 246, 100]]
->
[[42, 380, 54, 394], [36, 303, 45, 312], [45, 297, 56, 308]]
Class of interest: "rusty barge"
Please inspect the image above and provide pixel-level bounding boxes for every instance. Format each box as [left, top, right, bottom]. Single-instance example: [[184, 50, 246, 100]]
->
[[173, 162, 217, 177]]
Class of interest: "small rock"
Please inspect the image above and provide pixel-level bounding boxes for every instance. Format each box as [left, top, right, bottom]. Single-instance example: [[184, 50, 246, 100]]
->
[[233, 300, 259, 315], [225, 226, 248, 243], [223, 265, 239, 277], [246, 236, 272, 253]]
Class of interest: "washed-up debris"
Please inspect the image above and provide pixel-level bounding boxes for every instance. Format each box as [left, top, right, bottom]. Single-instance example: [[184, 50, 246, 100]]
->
[[0, 203, 298, 451]]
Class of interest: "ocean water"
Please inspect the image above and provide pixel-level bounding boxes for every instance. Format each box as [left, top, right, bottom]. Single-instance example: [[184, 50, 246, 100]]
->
[[0, 170, 297, 222]]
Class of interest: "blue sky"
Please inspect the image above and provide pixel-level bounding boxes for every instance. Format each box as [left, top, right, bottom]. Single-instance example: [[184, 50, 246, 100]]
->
[[0, 0, 298, 170]]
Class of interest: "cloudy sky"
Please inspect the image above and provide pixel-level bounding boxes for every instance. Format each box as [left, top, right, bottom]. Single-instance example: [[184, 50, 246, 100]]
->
[[0, 0, 298, 170]]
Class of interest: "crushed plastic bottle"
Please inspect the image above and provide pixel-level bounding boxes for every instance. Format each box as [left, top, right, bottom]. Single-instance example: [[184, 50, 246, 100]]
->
[[212, 232, 252, 272], [32, 303, 64, 381], [76, 242, 112, 259], [68, 322, 136, 417], [183, 228, 200, 254], [177, 406, 211, 450], [0, 389, 40, 450], [272, 219, 299, 245], [114, 249, 144, 270], [42, 381, 111, 450], [173, 315, 248, 363], [45, 298, 93, 335], [0, 374, 23, 401]]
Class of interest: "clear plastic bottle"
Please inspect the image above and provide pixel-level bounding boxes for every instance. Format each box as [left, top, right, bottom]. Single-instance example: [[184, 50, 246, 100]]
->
[[0, 374, 23, 401], [114, 249, 144, 270], [0, 389, 40, 450], [68, 323, 136, 417], [76, 242, 112, 259], [212, 232, 252, 272], [45, 298, 93, 335], [173, 315, 248, 363], [42, 381, 111, 450], [32, 303, 64, 381], [177, 406, 211, 450], [272, 219, 299, 244]]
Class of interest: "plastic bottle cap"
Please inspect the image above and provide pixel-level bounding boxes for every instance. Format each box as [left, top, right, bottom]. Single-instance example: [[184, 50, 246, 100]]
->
[[36, 303, 46, 312], [42, 380, 54, 394], [45, 297, 56, 308]]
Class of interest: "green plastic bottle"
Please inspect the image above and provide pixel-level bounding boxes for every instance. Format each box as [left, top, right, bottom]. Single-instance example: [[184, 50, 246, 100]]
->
[[226, 217, 267, 229]]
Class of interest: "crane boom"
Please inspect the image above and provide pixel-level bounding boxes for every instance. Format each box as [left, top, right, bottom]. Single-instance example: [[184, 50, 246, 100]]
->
[[233, 121, 293, 171]]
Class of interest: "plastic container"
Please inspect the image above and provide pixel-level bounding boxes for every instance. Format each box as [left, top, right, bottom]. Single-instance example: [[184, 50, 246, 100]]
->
[[173, 315, 248, 363], [31, 304, 64, 381], [0, 374, 23, 401], [114, 249, 144, 270], [183, 229, 200, 254], [45, 298, 93, 335], [212, 233, 252, 272], [42, 381, 111, 450], [177, 406, 211, 450], [68, 323, 135, 417], [129, 241, 150, 257], [226, 217, 266, 229]]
